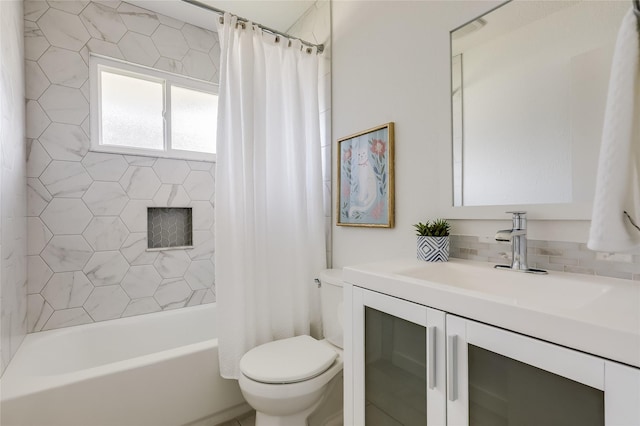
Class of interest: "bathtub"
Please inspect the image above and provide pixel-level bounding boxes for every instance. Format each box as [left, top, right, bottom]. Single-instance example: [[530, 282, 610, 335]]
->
[[0, 304, 249, 426]]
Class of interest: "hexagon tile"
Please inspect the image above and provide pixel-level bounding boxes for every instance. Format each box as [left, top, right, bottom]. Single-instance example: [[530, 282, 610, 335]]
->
[[83, 251, 129, 286], [117, 31, 159, 67], [117, 2, 160, 36], [82, 181, 128, 216], [37, 8, 90, 51], [42, 271, 94, 310], [24, 0, 223, 331], [27, 178, 52, 217], [152, 158, 190, 184], [24, 20, 49, 61], [121, 265, 162, 298], [41, 198, 92, 234], [40, 160, 92, 197], [41, 235, 93, 273], [151, 25, 188, 60], [39, 123, 89, 161], [38, 46, 88, 88], [39, 85, 88, 125], [83, 216, 129, 251], [81, 152, 128, 181], [25, 60, 49, 100], [80, 2, 127, 43], [27, 255, 53, 294], [25, 100, 50, 139], [119, 166, 161, 199], [84, 285, 130, 321]]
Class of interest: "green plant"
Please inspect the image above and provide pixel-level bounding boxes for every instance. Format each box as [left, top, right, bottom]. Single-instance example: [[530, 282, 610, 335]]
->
[[413, 219, 451, 237]]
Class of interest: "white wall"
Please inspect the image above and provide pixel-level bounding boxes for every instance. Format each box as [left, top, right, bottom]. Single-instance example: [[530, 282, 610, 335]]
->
[[331, 0, 599, 268], [332, 1, 488, 266], [0, 0, 27, 375], [288, 0, 332, 266]]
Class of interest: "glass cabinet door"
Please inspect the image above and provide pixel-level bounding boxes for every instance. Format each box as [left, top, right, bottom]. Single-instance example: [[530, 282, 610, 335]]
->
[[351, 287, 446, 425], [466, 344, 603, 426], [446, 315, 640, 426], [365, 306, 426, 425]]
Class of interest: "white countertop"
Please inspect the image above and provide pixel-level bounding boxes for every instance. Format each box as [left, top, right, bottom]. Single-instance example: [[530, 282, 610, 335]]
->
[[343, 258, 640, 368]]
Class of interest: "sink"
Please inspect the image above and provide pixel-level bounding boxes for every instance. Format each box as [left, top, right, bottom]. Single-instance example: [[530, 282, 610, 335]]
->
[[397, 260, 612, 311], [344, 257, 640, 368]]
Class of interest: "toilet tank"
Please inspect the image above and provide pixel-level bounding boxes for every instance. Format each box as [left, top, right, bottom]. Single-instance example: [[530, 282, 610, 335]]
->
[[319, 269, 344, 349]]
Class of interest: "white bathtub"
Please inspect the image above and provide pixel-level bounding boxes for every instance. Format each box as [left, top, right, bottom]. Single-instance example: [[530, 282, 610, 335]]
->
[[0, 304, 249, 426]]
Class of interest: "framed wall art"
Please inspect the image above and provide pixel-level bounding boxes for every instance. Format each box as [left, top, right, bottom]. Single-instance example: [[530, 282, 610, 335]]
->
[[337, 122, 395, 227]]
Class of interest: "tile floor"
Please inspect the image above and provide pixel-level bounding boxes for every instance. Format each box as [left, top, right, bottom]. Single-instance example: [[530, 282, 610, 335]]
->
[[216, 411, 256, 426]]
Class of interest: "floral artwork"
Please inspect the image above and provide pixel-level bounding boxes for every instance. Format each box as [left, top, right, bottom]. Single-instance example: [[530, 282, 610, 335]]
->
[[337, 123, 394, 227]]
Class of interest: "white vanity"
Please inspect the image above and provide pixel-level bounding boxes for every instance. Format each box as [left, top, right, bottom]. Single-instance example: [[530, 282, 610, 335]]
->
[[342, 258, 640, 425]]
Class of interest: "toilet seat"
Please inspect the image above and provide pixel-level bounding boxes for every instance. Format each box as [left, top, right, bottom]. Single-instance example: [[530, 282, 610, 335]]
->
[[240, 335, 338, 384]]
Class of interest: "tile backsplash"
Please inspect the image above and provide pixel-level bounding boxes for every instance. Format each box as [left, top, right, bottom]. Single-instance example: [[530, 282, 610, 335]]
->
[[450, 235, 640, 281]]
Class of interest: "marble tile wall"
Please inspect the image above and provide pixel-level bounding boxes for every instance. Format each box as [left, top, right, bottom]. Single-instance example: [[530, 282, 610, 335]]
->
[[1, 0, 28, 375], [450, 235, 640, 281], [288, 0, 332, 266], [25, 0, 218, 332]]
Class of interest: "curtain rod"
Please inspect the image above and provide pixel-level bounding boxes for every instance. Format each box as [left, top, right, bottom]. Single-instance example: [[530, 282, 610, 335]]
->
[[180, 0, 325, 54]]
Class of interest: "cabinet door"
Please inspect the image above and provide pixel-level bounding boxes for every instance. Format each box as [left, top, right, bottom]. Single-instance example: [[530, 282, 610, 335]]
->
[[604, 360, 640, 425], [446, 314, 640, 426], [350, 287, 446, 425]]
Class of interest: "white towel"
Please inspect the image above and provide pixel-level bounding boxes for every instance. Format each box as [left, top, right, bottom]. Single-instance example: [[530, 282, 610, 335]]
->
[[588, 8, 640, 253]]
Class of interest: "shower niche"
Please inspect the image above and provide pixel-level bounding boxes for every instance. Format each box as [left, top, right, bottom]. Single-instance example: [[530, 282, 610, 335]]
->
[[147, 207, 193, 250]]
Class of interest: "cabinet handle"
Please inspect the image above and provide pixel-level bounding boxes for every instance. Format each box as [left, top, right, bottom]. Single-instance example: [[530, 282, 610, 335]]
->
[[447, 334, 458, 401], [427, 326, 436, 390]]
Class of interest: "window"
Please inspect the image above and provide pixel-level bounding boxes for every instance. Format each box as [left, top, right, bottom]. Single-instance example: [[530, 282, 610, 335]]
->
[[90, 55, 218, 161]]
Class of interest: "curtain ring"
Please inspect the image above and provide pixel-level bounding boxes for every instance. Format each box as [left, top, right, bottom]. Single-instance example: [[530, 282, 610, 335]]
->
[[275, 36, 280, 43], [218, 16, 224, 25]]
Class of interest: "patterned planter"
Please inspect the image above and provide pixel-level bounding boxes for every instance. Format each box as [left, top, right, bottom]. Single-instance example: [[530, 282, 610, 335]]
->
[[417, 236, 449, 262]]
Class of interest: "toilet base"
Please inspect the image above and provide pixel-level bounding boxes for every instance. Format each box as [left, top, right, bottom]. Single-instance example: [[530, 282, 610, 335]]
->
[[254, 401, 320, 426], [253, 373, 344, 426]]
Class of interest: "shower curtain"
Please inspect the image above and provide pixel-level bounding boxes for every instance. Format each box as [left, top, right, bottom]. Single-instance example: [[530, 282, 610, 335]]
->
[[215, 14, 327, 379]]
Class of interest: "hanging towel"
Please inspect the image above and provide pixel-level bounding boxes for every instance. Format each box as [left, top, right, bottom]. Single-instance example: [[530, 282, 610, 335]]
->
[[588, 8, 640, 253]]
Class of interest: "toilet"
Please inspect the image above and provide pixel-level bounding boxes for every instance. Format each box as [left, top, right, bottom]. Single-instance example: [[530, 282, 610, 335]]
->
[[238, 269, 344, 426]]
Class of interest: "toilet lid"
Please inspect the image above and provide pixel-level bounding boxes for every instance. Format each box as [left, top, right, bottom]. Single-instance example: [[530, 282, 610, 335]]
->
[[240, 335, 338, 384]]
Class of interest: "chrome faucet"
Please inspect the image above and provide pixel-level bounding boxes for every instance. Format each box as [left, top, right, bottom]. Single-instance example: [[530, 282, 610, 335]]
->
[[495, 211, 547, 274]]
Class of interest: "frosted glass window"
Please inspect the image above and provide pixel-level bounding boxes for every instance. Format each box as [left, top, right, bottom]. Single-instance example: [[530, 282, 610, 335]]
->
[[171, 86, 217, 154], [90, 55, 218, 161], [101, 71, 164, 151]]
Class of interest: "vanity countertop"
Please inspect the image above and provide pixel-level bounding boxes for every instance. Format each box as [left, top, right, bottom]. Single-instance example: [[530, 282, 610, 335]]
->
[[343, 258, 640, 368]]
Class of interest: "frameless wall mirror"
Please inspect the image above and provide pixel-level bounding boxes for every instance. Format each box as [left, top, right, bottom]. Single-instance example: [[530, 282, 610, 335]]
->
[[448, 0, 627, 218]]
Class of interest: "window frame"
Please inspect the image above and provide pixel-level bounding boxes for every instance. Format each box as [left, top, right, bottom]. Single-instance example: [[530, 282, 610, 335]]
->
[[89, 54, 218, 162]]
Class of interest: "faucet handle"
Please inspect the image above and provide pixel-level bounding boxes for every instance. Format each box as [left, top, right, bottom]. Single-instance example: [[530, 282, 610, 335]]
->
[[506, 211, 526, 229]]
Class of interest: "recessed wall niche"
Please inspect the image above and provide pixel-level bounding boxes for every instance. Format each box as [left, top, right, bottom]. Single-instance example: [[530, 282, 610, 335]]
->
[[147, 207, 193, 249]]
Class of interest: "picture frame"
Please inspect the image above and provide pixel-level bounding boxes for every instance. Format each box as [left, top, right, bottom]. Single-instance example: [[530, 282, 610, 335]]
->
[[337, 122, 395, 228]]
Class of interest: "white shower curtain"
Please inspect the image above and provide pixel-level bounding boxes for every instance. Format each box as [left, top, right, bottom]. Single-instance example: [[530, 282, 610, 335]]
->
[[215, 14, 327, 379]]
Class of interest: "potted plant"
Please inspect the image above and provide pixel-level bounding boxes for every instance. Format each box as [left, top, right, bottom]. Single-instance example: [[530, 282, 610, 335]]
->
[[413, 219, 451, 262]]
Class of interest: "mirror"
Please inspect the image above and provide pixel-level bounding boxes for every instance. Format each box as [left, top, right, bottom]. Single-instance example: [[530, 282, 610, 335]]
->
[[449, 0, 628, 217]]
